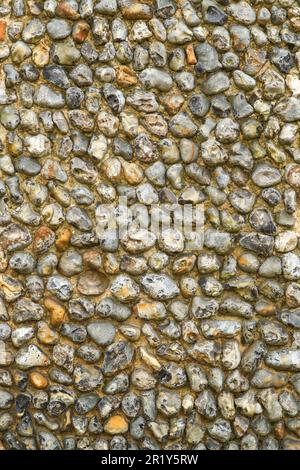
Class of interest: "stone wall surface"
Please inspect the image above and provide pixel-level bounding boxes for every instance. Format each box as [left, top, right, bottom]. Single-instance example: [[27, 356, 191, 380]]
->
[[0, 0, 300, 451]]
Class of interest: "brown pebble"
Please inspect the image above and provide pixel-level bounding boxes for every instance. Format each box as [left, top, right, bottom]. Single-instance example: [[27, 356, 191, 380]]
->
[[122, 161, 144, 185], [55, 227, 72, 251], [255, 301, 277, 316], [44, 295, 66, 326], [104, 415, 128, 435], [56, 1, 80, 19], [274, 422, 285, 440], [29, 371, 49, 389], [116, 66, 138, 87], [0, 20, 7, 42], [37, 322, 59, 345], [32, 43, 50, 68], [72, 21, 90, 43], [122, 4, 153, 20], [102, 158, 123, 183], [160, 94, 185, 115], [186, 44, 197, 65], [83, 249, 102, 271]]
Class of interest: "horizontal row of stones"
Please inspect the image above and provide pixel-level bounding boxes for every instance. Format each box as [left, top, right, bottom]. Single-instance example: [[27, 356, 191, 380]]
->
[[0, 0, 300, 451]]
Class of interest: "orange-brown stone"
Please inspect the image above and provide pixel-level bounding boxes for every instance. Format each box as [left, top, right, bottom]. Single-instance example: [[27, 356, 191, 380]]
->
[[104, 415, 128, 435], [186, 44, 197, 65], [44, 296, 66, 326], [55, 227, 72, 251], [37, 321, 59, 345], [0, 20, 7, 41], [122, 161, 144, 185], [116, 66, 137, 87], [33, 226, 55, 254], [0, 248, 8, 273], [29, 371, 49, 389], [72, 20, 90, 43], [56, 1, 80, 19]]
